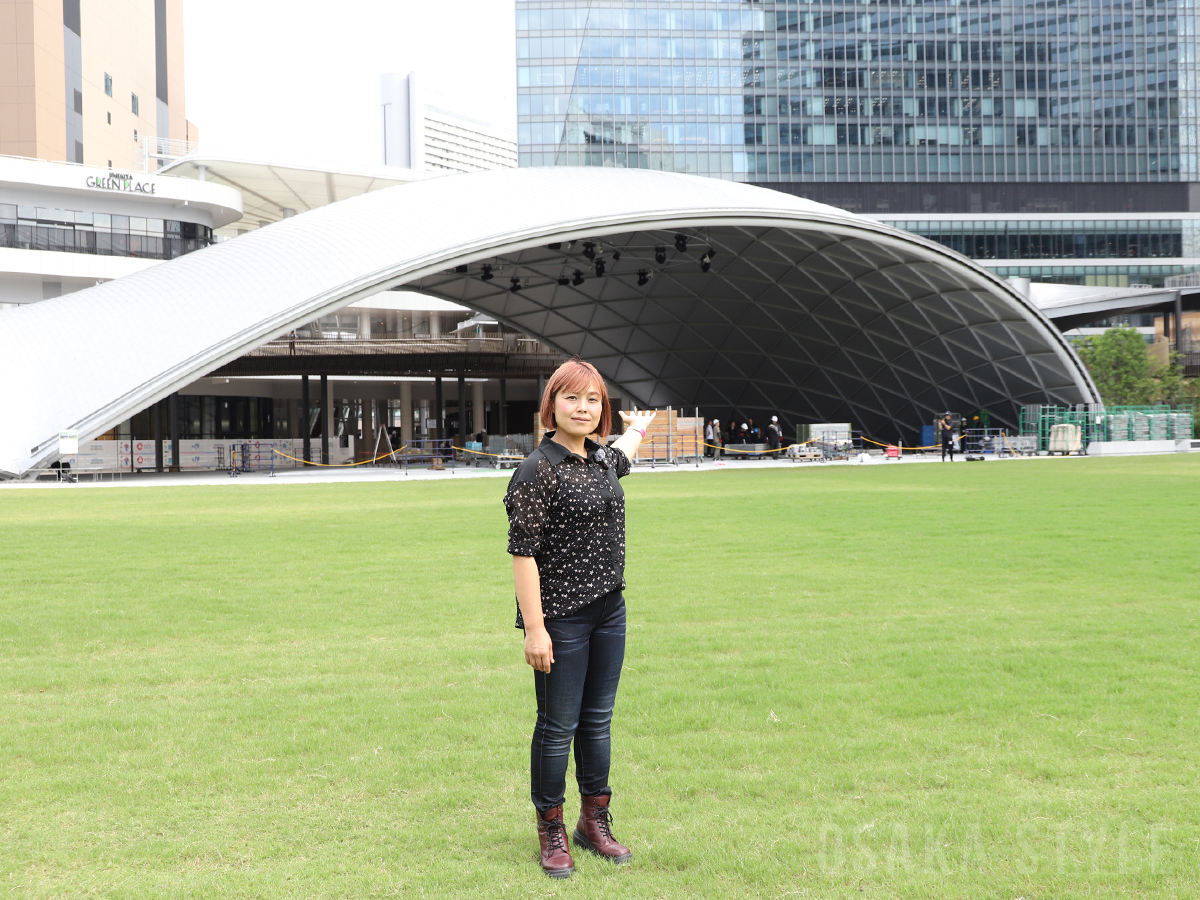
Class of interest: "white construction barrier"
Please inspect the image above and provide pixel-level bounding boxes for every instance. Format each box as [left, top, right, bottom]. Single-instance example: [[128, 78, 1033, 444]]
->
[[1086, 440, 1177, 456]]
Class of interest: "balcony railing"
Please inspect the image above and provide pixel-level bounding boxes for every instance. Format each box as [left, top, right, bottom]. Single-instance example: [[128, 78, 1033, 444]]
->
[[246, 334, 561, 357], [0, 223, 211, 260]]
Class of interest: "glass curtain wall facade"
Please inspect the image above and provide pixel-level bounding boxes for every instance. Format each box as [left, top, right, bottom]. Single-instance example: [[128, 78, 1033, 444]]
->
[[516, 1, 1199, 216]]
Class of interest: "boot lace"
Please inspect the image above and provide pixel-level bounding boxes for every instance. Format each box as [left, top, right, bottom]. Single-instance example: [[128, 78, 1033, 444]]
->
[[540, 816, 568, 852], [591, 806, 616, 841]]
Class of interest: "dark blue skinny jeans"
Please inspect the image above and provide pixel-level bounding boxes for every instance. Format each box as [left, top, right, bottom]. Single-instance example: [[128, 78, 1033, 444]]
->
[[530, 589, 626, 813]]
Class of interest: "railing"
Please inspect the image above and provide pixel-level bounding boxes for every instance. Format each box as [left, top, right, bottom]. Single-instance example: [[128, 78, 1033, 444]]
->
[[1165, 272, 1200, 288], [246, 335, 560, 357], [139, 136, 199, 172], [0, 223, 211, 260]]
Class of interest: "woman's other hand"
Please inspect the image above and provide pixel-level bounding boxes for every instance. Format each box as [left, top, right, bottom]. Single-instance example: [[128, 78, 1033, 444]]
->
[[524, 628, 554, 673]]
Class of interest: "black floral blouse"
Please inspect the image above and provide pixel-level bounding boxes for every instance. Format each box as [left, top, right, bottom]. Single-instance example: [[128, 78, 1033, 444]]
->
[[504, 432, 632, 628]]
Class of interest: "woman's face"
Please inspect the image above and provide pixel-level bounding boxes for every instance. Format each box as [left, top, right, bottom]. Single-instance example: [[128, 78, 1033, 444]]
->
[[553, 383, 603, 438]]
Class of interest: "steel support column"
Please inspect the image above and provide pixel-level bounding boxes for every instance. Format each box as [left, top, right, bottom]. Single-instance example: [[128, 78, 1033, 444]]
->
[[154, 398, 163, 472], [169, 392, 180, 472], [302, 374, 311, 462], [472, 380, 485, 438], [499, 378, 508, 436], [400, 381, 413, 448], [1175, 293, 1184, 349], [457, 373, 467, 449], [320, 372, 330, 464], [434, 376, 443, 440]]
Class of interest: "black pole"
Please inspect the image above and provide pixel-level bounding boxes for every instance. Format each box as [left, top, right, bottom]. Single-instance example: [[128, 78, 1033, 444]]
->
[[154, 399, 163, 472], [1175, 292, 1183, 349], [320, 372, 330, 464], [301, 374, 311, 462], [457, 373, 467, 449], [499, 377, 508, 436], [169, 392, 180, 472]]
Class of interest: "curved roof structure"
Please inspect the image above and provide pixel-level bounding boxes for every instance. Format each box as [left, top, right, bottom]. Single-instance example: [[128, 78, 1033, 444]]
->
[[0, 166, 1097, 476], [160, 153, 428, 236]]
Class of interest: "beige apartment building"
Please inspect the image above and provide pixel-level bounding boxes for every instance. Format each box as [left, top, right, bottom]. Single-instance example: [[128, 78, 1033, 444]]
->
[[0, 0, 196, 169]]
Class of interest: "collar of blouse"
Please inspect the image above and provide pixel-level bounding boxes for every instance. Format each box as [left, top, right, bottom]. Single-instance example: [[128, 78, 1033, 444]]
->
[[540, 431, 606, 467]]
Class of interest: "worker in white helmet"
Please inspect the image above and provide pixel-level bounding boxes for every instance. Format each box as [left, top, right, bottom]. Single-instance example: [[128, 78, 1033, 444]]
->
[[767, 415, 782, 459]]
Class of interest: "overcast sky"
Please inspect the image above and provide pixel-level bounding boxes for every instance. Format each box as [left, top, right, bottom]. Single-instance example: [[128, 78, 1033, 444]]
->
[[182, 0, 516, 166]]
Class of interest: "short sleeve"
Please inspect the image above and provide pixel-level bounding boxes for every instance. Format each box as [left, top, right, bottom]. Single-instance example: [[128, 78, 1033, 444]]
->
[[503, 456, 556, 556], [608, 445, 632, 479]]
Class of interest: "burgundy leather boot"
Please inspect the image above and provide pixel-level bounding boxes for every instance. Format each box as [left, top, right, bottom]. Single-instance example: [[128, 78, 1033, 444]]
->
[[536, 806, 575, 878], [573, 794, 633, 863]]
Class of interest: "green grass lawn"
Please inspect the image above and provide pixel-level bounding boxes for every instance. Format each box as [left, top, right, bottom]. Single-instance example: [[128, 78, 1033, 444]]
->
[[1, 456, 1198, 899]]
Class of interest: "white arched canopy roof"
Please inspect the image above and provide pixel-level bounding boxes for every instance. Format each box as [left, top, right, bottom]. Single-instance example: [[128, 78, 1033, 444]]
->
[[0, 167, 1097, 476]]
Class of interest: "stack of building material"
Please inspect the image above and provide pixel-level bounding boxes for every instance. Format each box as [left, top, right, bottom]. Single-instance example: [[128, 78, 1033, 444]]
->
[[535, 409, 702, 462]]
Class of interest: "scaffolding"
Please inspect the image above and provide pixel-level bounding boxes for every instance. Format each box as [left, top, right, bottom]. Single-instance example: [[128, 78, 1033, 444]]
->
[[1020, 405, 1195, 451]]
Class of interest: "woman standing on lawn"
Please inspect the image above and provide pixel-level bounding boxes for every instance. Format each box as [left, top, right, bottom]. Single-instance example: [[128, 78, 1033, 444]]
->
[[504, 359, 655, 879]]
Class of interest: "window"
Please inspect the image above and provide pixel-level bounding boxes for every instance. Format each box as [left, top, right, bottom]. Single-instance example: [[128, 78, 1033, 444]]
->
[[104, 73, 112, 97], [133, 129, 138, 143], [131, 93, 139, 116], [106, 112, 111, 125]]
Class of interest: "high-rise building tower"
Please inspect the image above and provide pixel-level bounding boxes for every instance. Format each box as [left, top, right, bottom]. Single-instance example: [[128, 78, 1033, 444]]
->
[[0, 0, 197, 169], [381, 71, 517, 173], [517, 1, 1200, 288]]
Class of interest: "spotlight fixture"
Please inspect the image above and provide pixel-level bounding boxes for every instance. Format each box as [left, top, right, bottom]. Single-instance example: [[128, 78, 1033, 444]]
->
[[582, 242, 596, 260], [637, 269, 650, 286], [594, 258, 607, 277], [455, 264, 468, 273], [612, 249, 621, 262], [654, 246, 667, 265], [571, 269, 585, 286], [700, 258, 711, 273], [557, 277, 571, 286], [674, 234, 688, 253], [547, 242, 562, 251], [480, 264, 494, 282], [510, 276, 522, 293]]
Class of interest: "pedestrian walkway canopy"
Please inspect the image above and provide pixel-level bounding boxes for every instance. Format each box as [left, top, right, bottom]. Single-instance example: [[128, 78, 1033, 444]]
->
[[0, 166, 1098, 476]]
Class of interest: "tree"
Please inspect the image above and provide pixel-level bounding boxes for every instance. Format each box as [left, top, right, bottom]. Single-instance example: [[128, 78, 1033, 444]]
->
[[1075, 327, 1157, 405], [1156, 351, 1200, 406], [1075, 326, 1200, 406]]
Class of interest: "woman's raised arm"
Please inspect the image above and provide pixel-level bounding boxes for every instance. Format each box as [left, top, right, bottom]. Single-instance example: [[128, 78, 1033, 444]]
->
[[611, 410, 657, 459]]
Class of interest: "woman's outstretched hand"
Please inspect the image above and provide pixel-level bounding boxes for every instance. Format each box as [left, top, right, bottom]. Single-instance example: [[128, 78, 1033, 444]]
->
[[618, 409, 656, 432], [524, 628, 554, 673]]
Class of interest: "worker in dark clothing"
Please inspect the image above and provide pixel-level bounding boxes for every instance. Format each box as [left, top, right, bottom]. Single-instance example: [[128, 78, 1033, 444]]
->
[[766, 415, 782, 459], [938, 413, 955, 462]]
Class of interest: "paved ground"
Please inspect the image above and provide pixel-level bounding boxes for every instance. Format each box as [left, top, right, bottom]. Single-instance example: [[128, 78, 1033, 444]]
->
[[0, 447, 1140, 491]]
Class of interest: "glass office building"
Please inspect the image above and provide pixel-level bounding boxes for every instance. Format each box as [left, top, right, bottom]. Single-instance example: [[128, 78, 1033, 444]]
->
[[517, 1, 1200, 286]]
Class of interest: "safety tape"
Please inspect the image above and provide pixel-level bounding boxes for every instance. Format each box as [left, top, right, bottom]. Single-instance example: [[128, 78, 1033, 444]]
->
[[698, 439, 818, 455], [271, 446, 409, 468], [452, 446, 526, 460], [860, 436, 943, 451]]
